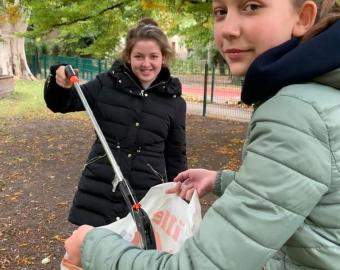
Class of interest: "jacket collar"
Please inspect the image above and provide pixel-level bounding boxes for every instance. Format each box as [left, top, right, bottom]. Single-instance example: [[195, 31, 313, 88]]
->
[[242, 21, 340, 105], [313, 68, 340, 90]]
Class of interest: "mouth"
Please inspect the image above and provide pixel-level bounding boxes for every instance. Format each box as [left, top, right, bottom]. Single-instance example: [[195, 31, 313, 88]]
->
[[223, 48, 251, 61], [140, 69, 153, 75], [224, 48, 251, 53]]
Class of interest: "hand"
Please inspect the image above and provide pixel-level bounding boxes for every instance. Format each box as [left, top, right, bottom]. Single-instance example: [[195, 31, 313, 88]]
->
[[64, 225, 94, 267], [55, 66, 76, 89], [167, 169, 217, 200]]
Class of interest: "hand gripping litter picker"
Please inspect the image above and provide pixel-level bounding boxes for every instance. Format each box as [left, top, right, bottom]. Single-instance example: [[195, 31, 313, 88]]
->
[[65, 65, 156, 250]]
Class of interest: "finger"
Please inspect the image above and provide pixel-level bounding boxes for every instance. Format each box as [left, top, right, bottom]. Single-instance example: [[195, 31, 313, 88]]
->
[[181, 180, 193, 190], [56, 76, 73, 88], [185, 188, 195, 201], [56, 74, 65, 83], [174, 171, 189, 183], [179, 182, 193, 199], [173, 172, 183, 182], [165, 182, 181, 194]]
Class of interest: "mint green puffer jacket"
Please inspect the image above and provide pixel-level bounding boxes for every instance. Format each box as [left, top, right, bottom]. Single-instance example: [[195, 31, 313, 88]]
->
[[81, 69, 340, 269]]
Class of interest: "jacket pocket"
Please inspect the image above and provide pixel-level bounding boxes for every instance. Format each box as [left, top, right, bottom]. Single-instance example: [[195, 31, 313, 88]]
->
[[83, 153, 107, 169], [146, 162, 168, 183]]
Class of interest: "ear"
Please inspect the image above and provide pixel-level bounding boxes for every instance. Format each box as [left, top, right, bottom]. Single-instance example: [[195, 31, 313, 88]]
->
[[292, 1, 318, 37]]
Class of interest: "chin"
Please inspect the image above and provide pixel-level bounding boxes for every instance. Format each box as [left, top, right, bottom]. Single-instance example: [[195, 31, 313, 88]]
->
[[230, 70, 246, 77], [229, 64, 248, 77]]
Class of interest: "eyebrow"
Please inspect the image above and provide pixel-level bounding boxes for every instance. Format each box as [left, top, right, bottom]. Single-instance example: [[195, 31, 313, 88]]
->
[[133, 52, 161, 55]]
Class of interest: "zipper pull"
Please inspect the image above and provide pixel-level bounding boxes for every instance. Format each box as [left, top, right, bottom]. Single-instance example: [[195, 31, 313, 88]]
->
[[146, 163, 166, 183]]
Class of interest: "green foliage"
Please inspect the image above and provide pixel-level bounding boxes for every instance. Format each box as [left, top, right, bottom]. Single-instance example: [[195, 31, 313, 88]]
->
[[161, 1, 212, 39], [171, 58, 207, 74], [147, 0, 214, 58], [22, 0, 214, 58], [0, 1, 24, 25], [25, 0, 152, 58]]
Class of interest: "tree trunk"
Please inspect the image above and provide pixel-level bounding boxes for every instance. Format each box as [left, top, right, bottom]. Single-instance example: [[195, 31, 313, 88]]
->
[[0, 8, 35, 80]]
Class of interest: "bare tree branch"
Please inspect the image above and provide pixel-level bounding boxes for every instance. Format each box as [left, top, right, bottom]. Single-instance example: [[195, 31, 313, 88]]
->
[[50, 1, 125, 28]]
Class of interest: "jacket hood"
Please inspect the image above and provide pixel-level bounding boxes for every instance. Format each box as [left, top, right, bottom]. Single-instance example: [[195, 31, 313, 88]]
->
[[242, 21, 340, 105], [109, 60, 182, 96]]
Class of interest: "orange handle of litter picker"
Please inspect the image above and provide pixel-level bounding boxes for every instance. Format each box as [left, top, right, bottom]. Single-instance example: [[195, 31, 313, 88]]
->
[[69, 76, 79, 84], [64, 66, 79, 84]]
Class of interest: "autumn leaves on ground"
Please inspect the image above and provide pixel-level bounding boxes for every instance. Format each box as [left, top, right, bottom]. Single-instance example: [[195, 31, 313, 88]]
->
[[0, 112, 247, 269]]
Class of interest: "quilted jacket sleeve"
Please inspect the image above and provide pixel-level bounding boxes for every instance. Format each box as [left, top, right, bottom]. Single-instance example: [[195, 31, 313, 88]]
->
[[44, 65, 102, 113], [164, 97, 187, 182], [81, 91, 331, 270]]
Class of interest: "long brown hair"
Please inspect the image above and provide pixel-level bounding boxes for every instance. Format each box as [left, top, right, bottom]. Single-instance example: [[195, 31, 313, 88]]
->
[[121, 18, 175, 67], [293, 0, 340, 40]]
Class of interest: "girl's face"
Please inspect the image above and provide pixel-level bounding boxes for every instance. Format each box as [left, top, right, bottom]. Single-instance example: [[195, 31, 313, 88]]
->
[[129, 39, 164, 88], [213, 0, 302, 76]]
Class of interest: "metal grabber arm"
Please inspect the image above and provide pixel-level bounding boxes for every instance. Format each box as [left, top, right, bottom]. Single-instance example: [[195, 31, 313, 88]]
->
[[64, 65, 156, 250]]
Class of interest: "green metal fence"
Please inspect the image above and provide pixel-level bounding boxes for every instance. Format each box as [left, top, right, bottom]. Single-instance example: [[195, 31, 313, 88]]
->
[[28, 55, 223, 80], [28, 54, 251, 122], [28, 55, 109, 80]]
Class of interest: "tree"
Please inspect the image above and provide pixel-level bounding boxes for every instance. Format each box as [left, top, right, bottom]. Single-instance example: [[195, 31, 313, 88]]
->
[[27, 0, 150, 58], [0, 0, 34, 79], [26, 0, 213, 59], [143, 0, 214, 61], [0, 0, 149, 78], [0, 0, 213, 79]]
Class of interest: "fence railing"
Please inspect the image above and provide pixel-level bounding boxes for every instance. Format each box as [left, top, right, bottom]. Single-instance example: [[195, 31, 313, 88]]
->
[[28, 55, 251, 122]]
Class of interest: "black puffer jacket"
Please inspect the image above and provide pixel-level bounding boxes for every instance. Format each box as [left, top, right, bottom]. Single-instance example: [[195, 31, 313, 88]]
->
[[44, 60, 187, 226]]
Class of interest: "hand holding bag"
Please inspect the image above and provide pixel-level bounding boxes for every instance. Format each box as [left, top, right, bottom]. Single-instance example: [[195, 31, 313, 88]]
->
[[61, 182, 202, 269]]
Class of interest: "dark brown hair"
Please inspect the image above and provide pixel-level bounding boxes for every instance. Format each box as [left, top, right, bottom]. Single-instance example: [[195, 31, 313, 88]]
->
[[121, 18, 175, 67]]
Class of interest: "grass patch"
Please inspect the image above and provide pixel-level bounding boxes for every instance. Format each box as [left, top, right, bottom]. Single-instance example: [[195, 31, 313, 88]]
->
[[0, 79, 87, 120], [0, 79, 47, 118]]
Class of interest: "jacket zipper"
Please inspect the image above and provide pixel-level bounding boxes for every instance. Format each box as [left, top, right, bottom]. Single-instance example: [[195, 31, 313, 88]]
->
[[146, 163, 168, 183], [83, 153, 107, 169], [123, 71, 165, 96]]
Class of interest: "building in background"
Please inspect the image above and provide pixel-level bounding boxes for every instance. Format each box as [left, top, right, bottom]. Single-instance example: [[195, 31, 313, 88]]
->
[[169, 35, 189, 60]]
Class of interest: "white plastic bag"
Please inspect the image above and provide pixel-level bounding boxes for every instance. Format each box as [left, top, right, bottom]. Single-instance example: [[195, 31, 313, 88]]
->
[[61, 182, 201, 269], [103, 182, 201, 252]]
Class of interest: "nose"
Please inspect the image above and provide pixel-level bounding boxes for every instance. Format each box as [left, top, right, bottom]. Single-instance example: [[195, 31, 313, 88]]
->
[[141, 57, 151, 67], [220, 13, 241, 40]]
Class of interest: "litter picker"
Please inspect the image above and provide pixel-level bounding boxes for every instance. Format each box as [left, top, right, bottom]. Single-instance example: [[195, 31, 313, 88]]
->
[[64, 65, 156, 250]]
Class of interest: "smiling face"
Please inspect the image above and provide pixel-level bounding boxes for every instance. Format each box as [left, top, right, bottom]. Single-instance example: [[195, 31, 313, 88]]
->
[[129, 39, 164, 89], [213, 0, 303, 76]]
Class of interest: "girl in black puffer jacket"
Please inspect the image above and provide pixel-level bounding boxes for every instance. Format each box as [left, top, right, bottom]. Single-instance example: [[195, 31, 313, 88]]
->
[[44, 18, 187, 226]]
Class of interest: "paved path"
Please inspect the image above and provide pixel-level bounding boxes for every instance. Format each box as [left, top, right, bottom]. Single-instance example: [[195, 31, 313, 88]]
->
[[187, 101, 251, 122]]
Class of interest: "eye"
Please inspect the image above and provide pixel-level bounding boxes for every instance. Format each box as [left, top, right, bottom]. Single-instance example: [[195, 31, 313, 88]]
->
[[213, 7, 227, 20], [150, 54, 160, 60], [244, 3, 260, 12], [134, 55, 143, 60]]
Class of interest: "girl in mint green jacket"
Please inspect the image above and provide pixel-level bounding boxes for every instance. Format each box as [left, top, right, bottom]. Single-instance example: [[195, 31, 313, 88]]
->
[[64, 1, 340, 269]]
